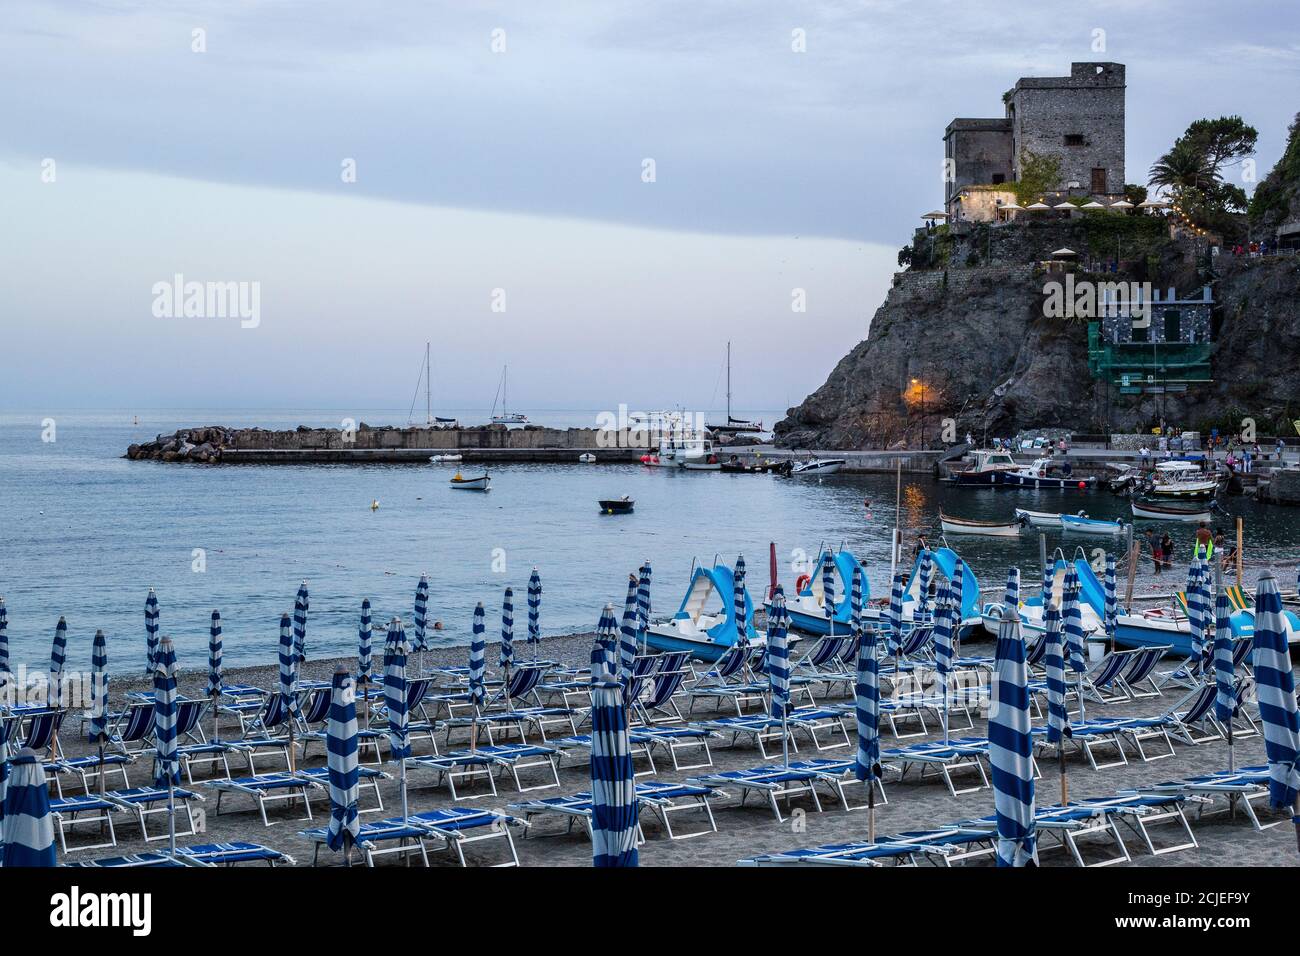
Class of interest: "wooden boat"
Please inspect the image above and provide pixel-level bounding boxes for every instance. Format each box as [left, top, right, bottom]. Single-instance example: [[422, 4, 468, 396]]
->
[[449, 472, 490, 491], [940, 512, 1020, 537], [1059, 514, 1127, 536], [682, 456, 722, 471], [1130, 499, 1211, 522], [598, 496, 634, 514], [1014, 508, 1064, 528]]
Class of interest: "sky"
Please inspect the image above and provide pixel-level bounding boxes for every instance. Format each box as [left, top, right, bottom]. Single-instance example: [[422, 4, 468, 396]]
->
[[1, 0, 1297, 414]]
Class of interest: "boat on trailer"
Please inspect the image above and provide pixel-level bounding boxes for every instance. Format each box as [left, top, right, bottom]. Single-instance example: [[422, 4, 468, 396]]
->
[[643, 562, 763, 662], [1130, 499, 1212, 522], [1059, 514, 1127, 536], [1001, 457, 1097, 490], [940, 512, 1021, 537]]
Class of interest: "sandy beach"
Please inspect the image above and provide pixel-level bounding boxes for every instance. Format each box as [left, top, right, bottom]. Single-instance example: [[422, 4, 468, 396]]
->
[[37, 627, 1298, 869]]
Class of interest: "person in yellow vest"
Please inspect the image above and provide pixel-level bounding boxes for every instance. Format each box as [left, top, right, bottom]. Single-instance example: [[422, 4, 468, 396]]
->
[[1194, 522, 1214, 560]]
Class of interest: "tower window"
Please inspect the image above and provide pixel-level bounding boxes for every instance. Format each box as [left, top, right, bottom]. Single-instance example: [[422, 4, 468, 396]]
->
[[1064, 134, 1085, 146], [992, 173, 1006, 184]]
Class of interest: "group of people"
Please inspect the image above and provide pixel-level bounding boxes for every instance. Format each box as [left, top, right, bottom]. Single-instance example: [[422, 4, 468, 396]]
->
[[1142, 522, 1238, 574]]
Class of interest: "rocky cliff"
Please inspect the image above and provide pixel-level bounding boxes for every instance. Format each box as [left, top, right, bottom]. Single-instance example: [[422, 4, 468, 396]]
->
[[775, 219, 1300, 449]]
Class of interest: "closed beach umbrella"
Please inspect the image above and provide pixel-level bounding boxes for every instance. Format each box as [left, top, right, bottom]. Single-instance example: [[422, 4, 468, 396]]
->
[[1004, 567, 1020, 615], [153, 636, 181, 857], [1186, 560, 1207, 662], [1251, 572, 1300, 829], [0, 597, 9, 674], [1103, 554, 1118, 652], [527, 567, 542, 657], [589, 642, 638, 867], [918, 549, 933, 619], [1062, 566, 1087, 722], [88, 629, 110, 745], [357, 598, 373, 684], [820, 551, 835, 636], [413, 574, 430, 653], [989, 613, 1036, 867], [278, 612, 302, 722], [325, 666, 360, 859], [1213, 582, 1238, 773], [933, 582, 954, 743], [207, 611, 224, 741], [49, 617, 67, 709], [500, 586, 516, 670], [384, 622, 411, 820], [888, 572, 905, 658], [854, 611, 883, 841], [1043, 602, 1071, 803], [618, 576, 638, 686], [144, 588, 160, 675], [595, 603, 618, 667], [0, 750, 56, 867], [293, 581, 310, 664], [767, 587, 792, 767], [849, 564, 864, 642], [0, 719, 9, 864], [469, 603, 487, 711], [636, 562, 652, 648], [949, 560, 966, 645], [734, 553, 749, 642]]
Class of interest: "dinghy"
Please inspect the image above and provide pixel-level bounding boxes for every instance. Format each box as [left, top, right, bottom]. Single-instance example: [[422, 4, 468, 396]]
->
[[598, 496, 634, 514], [940, 512, 1020, 537], [1014, 508, 1064, 528], [1130, 500, 1211, 522], [643, 561, 763, 662], [449, 472, 490, 491], [1059, 514, 1127, 536]]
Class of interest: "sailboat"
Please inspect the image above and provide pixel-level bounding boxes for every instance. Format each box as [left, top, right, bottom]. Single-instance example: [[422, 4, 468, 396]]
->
[[489, 365, 530, 427], [707, 342, 764, 436], [411, 342, 459, 429]]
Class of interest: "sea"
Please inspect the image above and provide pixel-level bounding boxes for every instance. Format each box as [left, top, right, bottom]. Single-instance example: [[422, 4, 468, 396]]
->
[[3, 408, 1299, 676]]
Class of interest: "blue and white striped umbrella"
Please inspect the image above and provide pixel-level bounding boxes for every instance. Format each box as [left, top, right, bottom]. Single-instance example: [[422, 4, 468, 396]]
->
[[933, 582, 955, 743], [144, 588, 160, 676], [0, 719, 9, 864], [357, 598, 373, 684], [589, 641, 638, 867], [949, 559, 966, 641], [1186, 560, 1208, 661], [989, 612, 1036, 867], [1251, 572, 1300, 810], [293, 581, 310, 664], [854, 613, 882, 790], [595, 603, 619, 666], [49, 617, 67, 709], [206, 611, 224, 699], [1213, 586, 1236, 726], [527, 567, 542, 651], [412, 574, 430, 653], [469, 603, 487, 710], [735, 554, 749, 641], [767, 587, 791, 723], [278, 612, 302, 719], [1042, 555, 1055, 605], [1043, 603, 1070, 745], [820, 551, 835, 634], [618, 575, 638, 686], [0, 596, 9, 674], [153, 637, 180, 788], [1004, 567, 1020, 614], [0, 751, 56, 867], [88, 629, 110, 744], [849, 564, 864, 640], [636, 562, 652, 645], [325, 667, 360, 854], [1103, 554, 1118, 646], [887, 572, 905, 657], [384, 623, 411, 761], [1062, 566, 1086, 675], [918, 549, 934, 618], [501, 587, 516, 670]]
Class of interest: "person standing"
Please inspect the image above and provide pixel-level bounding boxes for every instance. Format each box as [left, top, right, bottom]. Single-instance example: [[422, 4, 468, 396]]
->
[[1194, 522, 1213, 561], [1144, 529, 1161, 576], [1159, 532, 1175, 570]]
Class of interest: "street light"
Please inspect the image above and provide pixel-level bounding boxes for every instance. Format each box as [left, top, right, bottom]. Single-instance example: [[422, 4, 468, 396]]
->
[[912, 378, 926, 449]]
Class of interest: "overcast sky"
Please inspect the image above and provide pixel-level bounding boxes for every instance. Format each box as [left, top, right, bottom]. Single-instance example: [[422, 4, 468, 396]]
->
[[2, 0, 1297, 414]]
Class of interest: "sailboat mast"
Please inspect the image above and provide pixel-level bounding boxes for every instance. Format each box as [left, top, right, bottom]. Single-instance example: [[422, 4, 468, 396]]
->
[[425, 341, 432, 425], [726, 341, 732, 420], [503, 365, 508, 416]]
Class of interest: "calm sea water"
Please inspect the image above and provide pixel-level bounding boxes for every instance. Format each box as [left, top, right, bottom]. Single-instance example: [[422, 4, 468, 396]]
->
[[3, 408, 1299, 676]]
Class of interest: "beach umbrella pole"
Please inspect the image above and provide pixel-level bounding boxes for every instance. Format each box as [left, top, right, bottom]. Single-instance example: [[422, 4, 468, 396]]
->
[[167, 778, 177, 857]]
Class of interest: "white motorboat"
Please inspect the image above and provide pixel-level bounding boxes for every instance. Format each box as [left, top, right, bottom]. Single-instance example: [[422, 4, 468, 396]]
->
[[449, 472, 491, 491], [791, 458, 846, 476], [1001, 456, 1097, 489], [640, 433, 716, 468], [945, 448, 1022, 486], [940, 512, 1021, 537], [578, 453, 596, 463], [1059, 514, 1127, 536], [1014, 508, 1064, 528], [488, 365, 531, 427], [429, 453, 463, 463], [1148, 461, 1217, 499]]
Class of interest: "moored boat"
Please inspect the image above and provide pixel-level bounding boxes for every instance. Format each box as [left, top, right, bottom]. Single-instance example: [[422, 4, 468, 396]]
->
[[1002, 457, 1097, 490], [940, 512, 1021, 537], [449, 472, 491, 491], [1059, 514, 1127, 536], [598, 496, 634, 514], [791, 458, 846, 476], [1147, 461, 1218, 500], [578, 453, 596, 463], [1130, 499, 1211, 522], [1014, 508, 1064, 528], [944, 449, 1021, 487]]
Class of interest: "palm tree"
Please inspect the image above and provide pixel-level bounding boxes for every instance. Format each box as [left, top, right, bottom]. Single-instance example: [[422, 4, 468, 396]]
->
[[1148, 139, 1215, 195]]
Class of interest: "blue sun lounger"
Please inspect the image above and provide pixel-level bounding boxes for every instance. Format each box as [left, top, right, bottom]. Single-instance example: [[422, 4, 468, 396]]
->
[[50, 793, 120, 854], [301, 817, 438, 867], [105, 786, 205, 842], [698, 707, 849, 758], [511, 780, 721, 841], [410, 743, 560, 800], [881, 737, 991, 796], [1143, 765, 1282, 832], [687, 763, 830, 822], [739, 826, 995, 867], [205, 771, 322, 827], [295, 764, 390, 813], [175, 841, 296, 867], [66, 852, 187, 868]]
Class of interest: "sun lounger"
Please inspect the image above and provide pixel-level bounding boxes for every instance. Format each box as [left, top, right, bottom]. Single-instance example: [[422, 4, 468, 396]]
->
[[549, 732, 658, 776], [50, 793, 119, 853], [49, 752, 134, 796], [740, 826, 994, 867], [409, 749, 511, 801], [688, 763, 829, 822], [956, 804, 1131, 867], [205, 771, 322, 827], [406, 807, 526, 866], [301, 818, 437, 867], [881, 737, 991, 796], [698, 707, 849, 759], [104, 786, 205, 842], [1143, 765, 1284, 832], [175, 841, 296, 867], [1075, 792, 1198, 856], [512, 780, 721, 840], [443, 705, 579, 746], [295, 765, 390, 813], [65, 852, 186, 867], [630, 667, 690, 724]]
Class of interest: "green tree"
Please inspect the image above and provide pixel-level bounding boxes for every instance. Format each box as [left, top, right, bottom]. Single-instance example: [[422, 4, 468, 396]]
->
[[1012, 149, 1062, 205]]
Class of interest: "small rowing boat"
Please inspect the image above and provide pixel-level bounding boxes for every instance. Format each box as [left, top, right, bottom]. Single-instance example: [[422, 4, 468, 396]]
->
[[598, 496, 634, 514], [940, 512, 1021, 537], [1013, 508, 1064, 528], [1059, 514, 1127, 536], [449, 472, 490, 491], [1130, 500, 1210, 522]]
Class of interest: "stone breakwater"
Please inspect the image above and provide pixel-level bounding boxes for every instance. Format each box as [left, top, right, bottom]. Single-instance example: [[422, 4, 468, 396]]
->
[[125, 423, 711, 464]]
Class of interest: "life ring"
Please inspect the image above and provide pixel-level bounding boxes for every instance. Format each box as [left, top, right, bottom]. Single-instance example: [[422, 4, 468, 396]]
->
[[795, 573, 811, 594]]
